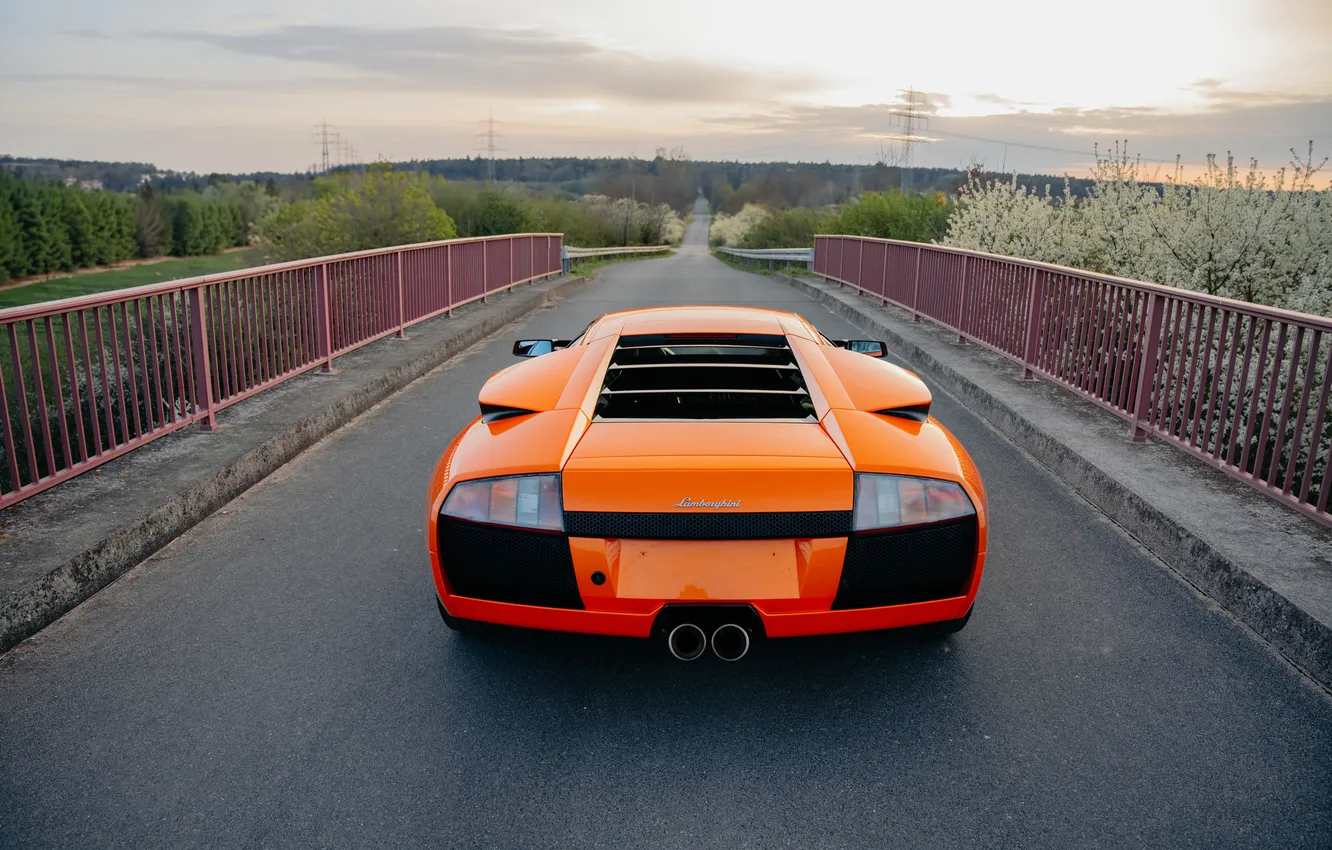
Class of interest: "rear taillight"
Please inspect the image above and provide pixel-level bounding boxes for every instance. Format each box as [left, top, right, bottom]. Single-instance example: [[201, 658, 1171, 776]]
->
[[442, 474, 564, 531], [852, 473, 974, 532]]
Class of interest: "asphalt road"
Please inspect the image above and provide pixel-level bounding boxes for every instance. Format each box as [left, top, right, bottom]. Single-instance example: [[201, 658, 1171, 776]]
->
[[3, 201, 1331, 849]]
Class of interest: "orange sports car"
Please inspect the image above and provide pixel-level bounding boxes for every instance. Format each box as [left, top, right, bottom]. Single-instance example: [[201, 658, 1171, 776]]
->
[[427, 306, 987, 661]]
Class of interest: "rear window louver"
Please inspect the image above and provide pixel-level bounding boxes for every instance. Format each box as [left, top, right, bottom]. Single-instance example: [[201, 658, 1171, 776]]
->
[[594, 333, 816, 421]]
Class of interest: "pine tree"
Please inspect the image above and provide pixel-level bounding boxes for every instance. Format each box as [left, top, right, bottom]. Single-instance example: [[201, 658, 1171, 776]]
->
[[135, 185, 167, 257], [64, 190, 96, 267], [0, 189, 20, 280], [111, 194, 137, 261], [39, 185, 74, 271], [10, 180, 49, 276]]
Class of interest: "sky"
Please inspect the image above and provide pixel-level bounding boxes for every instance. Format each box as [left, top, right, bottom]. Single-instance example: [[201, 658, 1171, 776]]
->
[[1, 0, 1330, 181]]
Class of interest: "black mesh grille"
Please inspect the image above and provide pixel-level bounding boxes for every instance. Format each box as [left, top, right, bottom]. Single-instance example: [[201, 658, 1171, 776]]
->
[[438, 518, 584, 609], [565, 511, 852, 540], [831, 518, 978, 609]]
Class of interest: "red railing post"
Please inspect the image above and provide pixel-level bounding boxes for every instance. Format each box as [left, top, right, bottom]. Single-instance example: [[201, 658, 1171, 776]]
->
[[911, 247, 923, 322], [509, 237, 515, 291], [187, 287, 216, 431], [855, 239, 864, 293], [1022, 267, 1046, 379], [446, 243, 454, 317], [394, 251, 406, 338], [956, 255, 970, 343], [880, 245, 889, 306], [315, 263, 334, 372], [1130, 292, 1167, 441], [482, 242, 489, 303]]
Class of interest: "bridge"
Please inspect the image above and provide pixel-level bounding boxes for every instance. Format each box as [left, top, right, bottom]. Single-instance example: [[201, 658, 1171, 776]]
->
[[1, 199, 1330, 847]]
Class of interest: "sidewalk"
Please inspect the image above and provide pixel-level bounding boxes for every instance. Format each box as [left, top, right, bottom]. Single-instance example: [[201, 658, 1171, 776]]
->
[[778, 272, 1332, 690], [0, 276, 584, 651]]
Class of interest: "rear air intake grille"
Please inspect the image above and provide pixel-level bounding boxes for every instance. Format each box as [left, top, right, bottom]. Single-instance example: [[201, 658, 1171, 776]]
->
[[831, 517, 977, 609], [565, 511, 852, 540], [595, 333, 815, 421], [438, 517, 584, 609]]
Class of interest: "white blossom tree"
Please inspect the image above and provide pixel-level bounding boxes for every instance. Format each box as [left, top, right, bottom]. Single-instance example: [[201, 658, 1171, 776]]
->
[[709, 204, 771, 247], [945, 141, 1332, 317]]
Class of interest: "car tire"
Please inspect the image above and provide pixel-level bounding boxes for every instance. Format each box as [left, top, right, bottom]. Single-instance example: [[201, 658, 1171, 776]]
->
[[933, 605, 972, 634], [437, 598, 499, 636]]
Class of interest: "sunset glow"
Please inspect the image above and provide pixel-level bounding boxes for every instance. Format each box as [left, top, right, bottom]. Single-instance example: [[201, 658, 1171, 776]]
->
[[1, 0, 1328, 177]]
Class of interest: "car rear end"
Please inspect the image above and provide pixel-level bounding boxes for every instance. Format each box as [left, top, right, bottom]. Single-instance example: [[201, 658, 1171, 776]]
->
[[431, 331, 986, 657]]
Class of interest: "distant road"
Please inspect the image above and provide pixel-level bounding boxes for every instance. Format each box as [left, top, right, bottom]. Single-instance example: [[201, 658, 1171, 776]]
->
[[2, 197, 1330, 848]]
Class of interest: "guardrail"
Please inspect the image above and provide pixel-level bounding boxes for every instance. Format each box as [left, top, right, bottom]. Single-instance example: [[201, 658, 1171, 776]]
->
[[813, 235, 1332, 528], [561, 244, 674, 275], [0, 233, 563, 509], [717, 247, 814, 269]]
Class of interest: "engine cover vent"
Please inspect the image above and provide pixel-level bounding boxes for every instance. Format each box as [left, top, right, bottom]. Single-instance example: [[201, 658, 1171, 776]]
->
[[594, 334, 816, 421]]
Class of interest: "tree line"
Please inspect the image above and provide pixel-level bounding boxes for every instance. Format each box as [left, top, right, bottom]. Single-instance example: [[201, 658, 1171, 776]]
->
[[0, 173, 275, 283], [710, 191, 952, 250], [255, 164, 684, 263]]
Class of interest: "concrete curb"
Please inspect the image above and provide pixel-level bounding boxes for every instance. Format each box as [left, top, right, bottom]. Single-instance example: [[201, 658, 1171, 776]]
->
[[778, 272, 1332, 690], [0, 278, 585, 652]]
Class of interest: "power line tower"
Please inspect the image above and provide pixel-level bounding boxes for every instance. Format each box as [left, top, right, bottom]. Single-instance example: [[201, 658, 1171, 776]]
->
[[475, 111, 505, 183], [335, 137, 360, 171], [889, 89, 929, 193], [312, 121, 340, 175]]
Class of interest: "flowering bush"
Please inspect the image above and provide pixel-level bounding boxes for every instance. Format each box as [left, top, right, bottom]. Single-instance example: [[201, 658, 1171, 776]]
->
[[946, 143, 1332, 317], [709, 204, 770, 247], [946, 144, 1332, 511]]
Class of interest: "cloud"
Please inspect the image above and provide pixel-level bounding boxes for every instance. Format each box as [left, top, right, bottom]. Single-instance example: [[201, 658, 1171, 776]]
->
[[975, 93, 1038, 109], [689, 95, 1332, 173], [1179, 80, 1327, 111], [135, 25, 821, 104], [0, 71, 330, 92]]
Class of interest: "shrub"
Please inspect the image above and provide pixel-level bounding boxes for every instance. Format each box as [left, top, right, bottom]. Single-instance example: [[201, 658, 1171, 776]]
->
[[740, 207, 830, 249], [828, 191, 951, 243], [256, 164, 456, 261]]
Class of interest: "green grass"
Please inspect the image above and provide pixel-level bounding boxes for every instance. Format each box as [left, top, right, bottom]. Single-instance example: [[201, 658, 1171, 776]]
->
[[0, 250, 264, 310]]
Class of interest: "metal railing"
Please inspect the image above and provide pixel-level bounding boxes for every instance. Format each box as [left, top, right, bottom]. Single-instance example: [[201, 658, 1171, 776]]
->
[[561, 244, 674, 275], [717, 247, 814, 269], [813, 235, 1332, 528], [0, 234, 563, 509]]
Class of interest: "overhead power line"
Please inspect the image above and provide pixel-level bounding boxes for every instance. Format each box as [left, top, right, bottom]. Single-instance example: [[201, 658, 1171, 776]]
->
[[928, 122, 1178, 166]]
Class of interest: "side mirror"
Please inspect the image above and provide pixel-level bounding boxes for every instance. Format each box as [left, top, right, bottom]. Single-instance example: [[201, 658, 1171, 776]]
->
[[836, 339, 888, 358], [513, 339, 554, 357], [512, 339, 574, 357]]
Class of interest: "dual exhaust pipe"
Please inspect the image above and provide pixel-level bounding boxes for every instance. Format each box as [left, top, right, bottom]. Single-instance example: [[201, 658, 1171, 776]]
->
[[667, 622, 750, 662]]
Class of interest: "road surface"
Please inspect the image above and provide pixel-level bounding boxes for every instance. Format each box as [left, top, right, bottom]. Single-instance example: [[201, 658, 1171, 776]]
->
[[3, 200, 1330, 849]]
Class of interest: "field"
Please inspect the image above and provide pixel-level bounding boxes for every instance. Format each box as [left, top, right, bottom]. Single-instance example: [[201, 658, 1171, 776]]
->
[[0, 250, 264, 311]]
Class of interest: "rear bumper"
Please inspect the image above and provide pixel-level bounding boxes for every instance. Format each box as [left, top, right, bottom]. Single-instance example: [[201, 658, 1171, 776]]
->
[[437, 589, 974, 639], [431, 516, 984, 638]]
